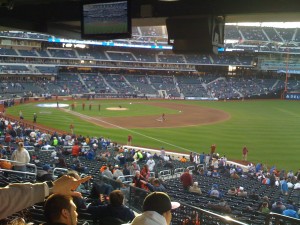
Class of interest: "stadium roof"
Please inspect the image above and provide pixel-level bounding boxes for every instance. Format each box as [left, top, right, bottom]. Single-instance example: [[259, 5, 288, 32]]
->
[[0, 0, 300, 38]]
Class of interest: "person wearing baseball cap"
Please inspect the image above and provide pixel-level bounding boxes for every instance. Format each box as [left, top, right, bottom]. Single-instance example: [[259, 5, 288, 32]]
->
[[131, 192, 180, 225]]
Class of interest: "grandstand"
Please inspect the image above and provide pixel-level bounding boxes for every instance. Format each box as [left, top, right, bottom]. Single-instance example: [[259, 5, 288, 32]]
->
[[1, 34, 298, 100], [1, 25, 300, 225]]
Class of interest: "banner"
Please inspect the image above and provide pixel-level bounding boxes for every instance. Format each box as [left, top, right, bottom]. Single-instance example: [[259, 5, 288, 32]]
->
[[285, 93, 300, 100]]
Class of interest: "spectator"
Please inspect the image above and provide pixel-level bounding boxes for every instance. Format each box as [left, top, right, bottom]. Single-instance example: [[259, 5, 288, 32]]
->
[[259, 202, 270, 214], [142, 179, 166, 192], [189, 152, 194, 163], [123, 163, 130, 176], [248, 189, 260, 200], [88, 190, 135, 223], [102, 166, 113, 179], [287, 178, 294, 188], [212, 169, 220, 178], [227, 187, 237, 196], [295, 169, 300, 181], [86, 149, 95, 160], [180, 155, 187, 163], [230, 171, 240, 179], [131, 192, 180, 225], [180, 169, 193, 191], [294, 180, 300, 189], [146, 156, 155, 172], [0, 155, 12, 170], [44, 194, 77, 225], [117, 179, 130, 202], [280, 177, 289, 195], [52, 137, 59, 147], [5, 132, 12, 146], [257, 196, 271, 211], [237, 186, 247, 197], [287, 170, 295, 179], [283, 205, 299, 219], [141, 164, 151, 181], [132, 170, 146, 189], [67, 171, 87, 210], [118, 153, 126, 166], [129, 161, 140, 175], [208, 184, 222, 198], [134, 150, 143, 162], [37, 164, 54, 182], [11, 142, 30, 174], [71, 142, 81, 157], [272, 201, 285, 214], [189, 182, 202, 195], [0, 175, 91, 220], [207, 199, 231, 214], [113, 165, 124, 180], [211, 158, 219, 170]]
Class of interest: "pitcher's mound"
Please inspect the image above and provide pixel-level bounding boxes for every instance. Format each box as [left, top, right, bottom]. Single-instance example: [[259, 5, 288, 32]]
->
[[106, 107, 128, 111]]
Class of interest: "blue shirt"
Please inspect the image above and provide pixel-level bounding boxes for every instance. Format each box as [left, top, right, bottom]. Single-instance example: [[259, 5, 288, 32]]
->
[[283, 209, 299, 219]]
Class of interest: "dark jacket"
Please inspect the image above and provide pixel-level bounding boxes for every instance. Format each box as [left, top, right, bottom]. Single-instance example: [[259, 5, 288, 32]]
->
[[88, 204, 135, 223], [146, 183, 166, 192], [43, 223, 67, 225]]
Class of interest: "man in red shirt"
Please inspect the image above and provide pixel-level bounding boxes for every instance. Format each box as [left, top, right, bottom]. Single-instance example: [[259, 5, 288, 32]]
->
[[242, 145, 248, 161], [5, 133, 11, 146], [127, 135, 132, 145], [180, 169, 193, 191], [72, 142, 81, 156]]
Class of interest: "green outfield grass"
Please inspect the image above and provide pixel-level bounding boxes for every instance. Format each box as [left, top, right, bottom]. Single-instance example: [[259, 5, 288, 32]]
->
[[6, 99, 300, 171], [84, 21, 127, 34]]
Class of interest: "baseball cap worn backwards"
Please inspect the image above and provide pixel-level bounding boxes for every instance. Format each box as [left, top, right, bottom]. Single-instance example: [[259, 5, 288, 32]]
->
[[143, 192, 180, 215]]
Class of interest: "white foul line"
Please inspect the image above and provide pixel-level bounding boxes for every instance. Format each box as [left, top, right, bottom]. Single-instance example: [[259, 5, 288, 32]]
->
[[63, 108, 191, 152]]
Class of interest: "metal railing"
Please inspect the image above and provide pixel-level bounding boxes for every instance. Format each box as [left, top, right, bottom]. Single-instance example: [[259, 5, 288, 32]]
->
[[158, 169, 172, 180], [96, 174, 249, 224], [126, 183, 249, 225], [0, 159, 37, 179], [174, 167, 184, 178], [117, 175, 134, 184], [41, 146, 56, 151], [265, 212, 300, 225], [187, 165, 195, 172], [52, 167, 69, 178], [24, 146, 35, 151]]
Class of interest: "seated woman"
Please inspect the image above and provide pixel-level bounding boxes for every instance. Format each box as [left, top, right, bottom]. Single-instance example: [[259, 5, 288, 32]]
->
[[259, 202, 270, 214], [207, 199, 232, 213], [189, 182, 202, 195], [227, 187, 237, 196]]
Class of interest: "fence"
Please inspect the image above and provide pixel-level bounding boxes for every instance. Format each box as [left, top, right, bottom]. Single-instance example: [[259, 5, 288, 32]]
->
[[265, 212, 300, 225], [98, 175, 248, 225], [0, 159, 37, 179]]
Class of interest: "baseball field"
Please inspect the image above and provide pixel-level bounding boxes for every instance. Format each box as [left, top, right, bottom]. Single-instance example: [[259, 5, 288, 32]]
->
[[6, 99, 300, 172]]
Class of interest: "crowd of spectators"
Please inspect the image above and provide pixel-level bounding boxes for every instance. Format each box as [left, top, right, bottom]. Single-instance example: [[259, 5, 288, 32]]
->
[[1, 113, 300, 224], [0, 69, 297, 100]]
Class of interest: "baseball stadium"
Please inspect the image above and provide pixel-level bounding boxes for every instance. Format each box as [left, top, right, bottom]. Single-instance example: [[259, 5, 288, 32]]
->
[[0, 1, 300, 224]]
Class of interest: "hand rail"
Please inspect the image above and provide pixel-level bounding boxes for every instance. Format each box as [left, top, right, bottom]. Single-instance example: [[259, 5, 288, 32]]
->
[[0, 159, 37, 179], [265, 212, 300, 225]]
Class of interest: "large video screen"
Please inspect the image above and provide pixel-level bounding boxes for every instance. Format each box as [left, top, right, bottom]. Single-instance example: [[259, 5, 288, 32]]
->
[[81, 0, 131, 40]]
